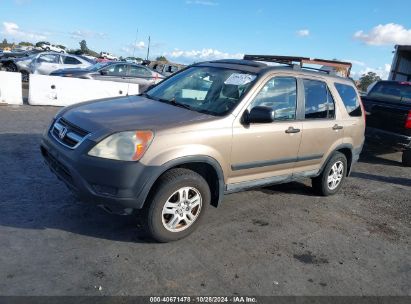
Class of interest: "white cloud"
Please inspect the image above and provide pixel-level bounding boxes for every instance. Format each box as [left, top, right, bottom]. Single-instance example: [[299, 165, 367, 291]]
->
[[186, 0, 218, 6], [351, 64, 391, 80], [120, 41, 146, 55], [2, 21, 47, 41], [296, 29, 310, 37], [165, 48, 243, 64], [70, 30, 107, 40], [354, 23, 411, 45]]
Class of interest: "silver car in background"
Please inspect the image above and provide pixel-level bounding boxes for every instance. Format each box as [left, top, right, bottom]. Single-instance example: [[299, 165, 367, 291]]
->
[[15, 52, 93, 81], [50, 62, 165, 92]]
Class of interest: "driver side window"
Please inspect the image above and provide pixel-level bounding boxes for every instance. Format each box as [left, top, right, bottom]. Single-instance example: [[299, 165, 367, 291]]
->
[[250, 77, 297, 121]]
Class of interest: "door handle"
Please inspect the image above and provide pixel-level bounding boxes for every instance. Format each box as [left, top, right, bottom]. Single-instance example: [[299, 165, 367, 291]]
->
[[285, 126, 301, 134], [332, 124, 344, 130]]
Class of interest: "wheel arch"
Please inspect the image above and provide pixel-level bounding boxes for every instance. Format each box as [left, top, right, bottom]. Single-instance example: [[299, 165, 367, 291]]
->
[[138, 156, 225, 209], [319, 144, 354, 177]]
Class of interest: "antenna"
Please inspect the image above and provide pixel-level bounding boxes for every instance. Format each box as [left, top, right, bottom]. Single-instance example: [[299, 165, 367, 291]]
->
[[146, 36, 151, 61], [126, 27, 139, 97]]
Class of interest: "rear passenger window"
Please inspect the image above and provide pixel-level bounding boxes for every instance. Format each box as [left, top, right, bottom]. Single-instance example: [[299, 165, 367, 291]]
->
[[303, 79, 335, 119], [334, 83, 362, 117], [250, 77, 297, 121], [63, 56, 81, 65]]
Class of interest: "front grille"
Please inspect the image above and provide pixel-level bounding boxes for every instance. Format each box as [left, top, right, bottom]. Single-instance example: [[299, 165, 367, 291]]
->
[[50, 118, 89, 149]]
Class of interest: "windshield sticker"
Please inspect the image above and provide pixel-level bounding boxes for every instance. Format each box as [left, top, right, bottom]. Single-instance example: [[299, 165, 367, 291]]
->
[[224, 73, 256, 86]]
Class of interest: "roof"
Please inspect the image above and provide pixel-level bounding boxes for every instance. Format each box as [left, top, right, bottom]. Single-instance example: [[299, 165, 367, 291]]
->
[[195, 58, 352, 82]]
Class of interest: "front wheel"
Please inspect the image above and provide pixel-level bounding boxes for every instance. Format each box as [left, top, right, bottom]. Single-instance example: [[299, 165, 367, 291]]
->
[[312, 152, 347, 196], [144, 168, 210, 242]]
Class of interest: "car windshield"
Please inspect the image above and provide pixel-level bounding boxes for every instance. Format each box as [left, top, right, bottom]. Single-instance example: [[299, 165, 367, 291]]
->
[[145, 66, 257, 116], [86, 62, 111, 71]]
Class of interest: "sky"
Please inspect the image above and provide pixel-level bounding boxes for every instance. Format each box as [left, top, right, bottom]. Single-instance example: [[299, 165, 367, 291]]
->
[[1, 0, 411, 79]]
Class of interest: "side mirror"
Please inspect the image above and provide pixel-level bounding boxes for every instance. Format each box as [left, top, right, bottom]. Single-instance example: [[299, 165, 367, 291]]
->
[[100, 70, 108, 75], [246, 106, 275, 124]]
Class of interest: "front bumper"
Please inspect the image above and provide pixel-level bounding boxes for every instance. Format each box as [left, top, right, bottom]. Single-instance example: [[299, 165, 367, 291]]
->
[[365, 127, 411, 150], [40, 132, 155, 210]]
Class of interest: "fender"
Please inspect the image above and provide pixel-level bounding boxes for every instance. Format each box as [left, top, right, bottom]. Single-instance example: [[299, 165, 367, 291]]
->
[[135, 155, 225, 209], [316, 143, 355, 177]]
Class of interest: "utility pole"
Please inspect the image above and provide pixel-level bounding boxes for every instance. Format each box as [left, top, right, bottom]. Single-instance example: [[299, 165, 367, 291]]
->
[[146, 36, 151, 60]]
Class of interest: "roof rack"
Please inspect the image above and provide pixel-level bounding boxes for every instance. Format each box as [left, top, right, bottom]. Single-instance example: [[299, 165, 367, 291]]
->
[[243, 55, 352, 77]]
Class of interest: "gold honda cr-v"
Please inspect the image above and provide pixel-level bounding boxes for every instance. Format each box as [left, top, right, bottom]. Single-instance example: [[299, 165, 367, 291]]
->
[[41, 55, 365, 242]]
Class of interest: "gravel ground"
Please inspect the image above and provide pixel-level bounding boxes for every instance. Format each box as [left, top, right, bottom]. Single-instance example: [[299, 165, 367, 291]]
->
[[0, 105, 410, 296]]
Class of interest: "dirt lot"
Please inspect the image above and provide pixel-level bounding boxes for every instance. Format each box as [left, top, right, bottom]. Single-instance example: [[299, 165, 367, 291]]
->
[[0, 105, 410, 296]]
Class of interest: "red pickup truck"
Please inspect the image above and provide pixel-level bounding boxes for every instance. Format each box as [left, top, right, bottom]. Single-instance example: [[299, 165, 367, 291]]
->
[[362, 81, 411, 166]]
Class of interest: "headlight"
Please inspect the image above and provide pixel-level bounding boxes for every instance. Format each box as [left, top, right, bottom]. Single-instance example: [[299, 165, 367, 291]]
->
[[88, 130, 153, 161]]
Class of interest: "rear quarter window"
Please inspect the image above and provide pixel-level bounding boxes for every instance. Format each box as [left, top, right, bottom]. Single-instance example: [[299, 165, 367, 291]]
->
[[334, 83, 362, 117]]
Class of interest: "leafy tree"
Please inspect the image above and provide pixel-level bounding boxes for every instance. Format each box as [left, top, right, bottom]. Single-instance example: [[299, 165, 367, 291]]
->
[[0, 38, 10, 48], [79, 40, 88, 53], [156, 56, 168, 62], [359, 72, 381, 92], [18, 41, 33, 46]]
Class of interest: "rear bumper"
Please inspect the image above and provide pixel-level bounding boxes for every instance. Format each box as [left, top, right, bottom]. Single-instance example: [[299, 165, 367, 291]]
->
[[40, 132, 159, 210], [365, 127, 411, 150]]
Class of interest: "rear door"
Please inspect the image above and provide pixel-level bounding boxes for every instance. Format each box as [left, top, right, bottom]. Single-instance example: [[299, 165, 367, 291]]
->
[[294, 78, 344, 175], [229, 76, 302, 186], [61, 55, 84, 70], [94, 63, 128, 82]]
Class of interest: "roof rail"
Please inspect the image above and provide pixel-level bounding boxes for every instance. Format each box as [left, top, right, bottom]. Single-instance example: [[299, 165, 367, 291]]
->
[[243, 55, 352, 77]]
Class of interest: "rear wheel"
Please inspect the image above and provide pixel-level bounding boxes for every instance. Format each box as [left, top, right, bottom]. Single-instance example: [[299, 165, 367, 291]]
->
[[402, 150, 411, 167], [312, 152, 347, 196], [144, 168, 210, 242]]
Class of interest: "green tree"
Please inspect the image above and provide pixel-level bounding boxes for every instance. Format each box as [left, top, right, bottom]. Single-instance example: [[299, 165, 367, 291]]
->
[[358, 72, 381, 92], [156, 56, 168, 62], [18, 41, 33, 46], [79, 40, 88, 53]]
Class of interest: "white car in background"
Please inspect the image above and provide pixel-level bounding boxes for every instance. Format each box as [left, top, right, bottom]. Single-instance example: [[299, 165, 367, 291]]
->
[[40, 43, 66, 53], [100, 52, 118, 60], [14, 52, 92, 81]]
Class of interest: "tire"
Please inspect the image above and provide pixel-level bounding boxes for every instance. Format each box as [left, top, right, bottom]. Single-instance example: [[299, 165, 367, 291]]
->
[[143, 168, 210, 242], [45, 47, 50, 51], [6, 63, 17, 72], [312, 152, 347, 196], [402, 150, 411, 167]]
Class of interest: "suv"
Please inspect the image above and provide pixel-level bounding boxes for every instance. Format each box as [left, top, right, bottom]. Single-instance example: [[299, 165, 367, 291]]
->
[[100, 52, 118, 60], [41, 56, 365, 242]]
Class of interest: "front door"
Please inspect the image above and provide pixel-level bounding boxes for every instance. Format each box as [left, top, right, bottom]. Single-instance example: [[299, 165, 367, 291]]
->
[[229, 76, 302, 188]]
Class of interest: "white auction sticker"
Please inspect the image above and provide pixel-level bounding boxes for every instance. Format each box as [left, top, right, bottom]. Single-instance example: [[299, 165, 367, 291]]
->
[[224, 73, 256, 86]]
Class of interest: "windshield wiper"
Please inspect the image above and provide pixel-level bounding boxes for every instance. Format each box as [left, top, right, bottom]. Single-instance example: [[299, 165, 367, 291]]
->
[[157, 97, 192, 110]]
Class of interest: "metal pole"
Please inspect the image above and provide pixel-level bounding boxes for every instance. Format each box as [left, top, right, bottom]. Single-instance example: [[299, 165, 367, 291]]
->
[[146, 36, 150, 61]]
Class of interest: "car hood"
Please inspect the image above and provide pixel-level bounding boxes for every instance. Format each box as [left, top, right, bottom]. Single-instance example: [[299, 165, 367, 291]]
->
[[60, 95, 212, 138]]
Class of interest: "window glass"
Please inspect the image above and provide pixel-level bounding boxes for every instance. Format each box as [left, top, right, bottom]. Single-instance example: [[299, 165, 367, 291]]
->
[[128, 65, 151, 77], [63, 56, 81, 65], [147, 66, 256, 116], [102, 64, 127, 76], [250, 77, 297, 121], [334, 83, 362, 116], [367, 81, 411, 103], [303, 79, 335, 119], [38, 54, 59, 64]]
